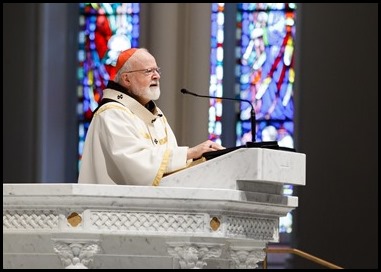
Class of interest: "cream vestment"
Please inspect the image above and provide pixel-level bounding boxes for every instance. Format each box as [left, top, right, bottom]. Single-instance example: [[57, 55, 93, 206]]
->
[[78, 88, 188, 186]]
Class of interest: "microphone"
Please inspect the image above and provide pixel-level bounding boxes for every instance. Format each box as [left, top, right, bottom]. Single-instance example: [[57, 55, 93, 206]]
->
[[180, 88, 257, 142]]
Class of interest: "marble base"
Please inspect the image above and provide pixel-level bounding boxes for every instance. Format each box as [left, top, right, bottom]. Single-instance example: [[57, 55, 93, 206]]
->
[[3, 183, 298, 269]]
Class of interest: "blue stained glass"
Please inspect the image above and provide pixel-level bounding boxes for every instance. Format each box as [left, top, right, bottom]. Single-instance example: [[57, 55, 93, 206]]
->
[[235, 4, 296, 145], [209, 3, 225, 143]]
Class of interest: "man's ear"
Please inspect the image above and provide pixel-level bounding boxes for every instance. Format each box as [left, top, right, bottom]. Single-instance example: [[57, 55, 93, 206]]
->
[[123, 74, 131, 85]]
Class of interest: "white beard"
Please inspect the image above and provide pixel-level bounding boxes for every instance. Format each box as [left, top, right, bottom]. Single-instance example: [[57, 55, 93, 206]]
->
[[131, 86, 160, 102], [147, 86, 160, 101]]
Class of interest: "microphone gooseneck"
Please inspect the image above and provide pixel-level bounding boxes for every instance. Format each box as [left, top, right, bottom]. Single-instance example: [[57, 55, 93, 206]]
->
[[180, 88, 256, 142]]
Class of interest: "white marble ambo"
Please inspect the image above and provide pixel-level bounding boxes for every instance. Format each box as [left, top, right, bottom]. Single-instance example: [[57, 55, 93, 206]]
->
[[3, 148, 306, 269]]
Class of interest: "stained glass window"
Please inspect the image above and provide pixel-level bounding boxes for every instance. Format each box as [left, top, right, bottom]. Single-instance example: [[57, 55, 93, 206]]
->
[[209, 3, 225, 145], [77, 3, 140, 170], [236, 3, 296, 149]]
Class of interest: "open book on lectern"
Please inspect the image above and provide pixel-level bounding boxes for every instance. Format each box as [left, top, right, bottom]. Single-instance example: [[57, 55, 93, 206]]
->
[[202, 140, 296, 161]]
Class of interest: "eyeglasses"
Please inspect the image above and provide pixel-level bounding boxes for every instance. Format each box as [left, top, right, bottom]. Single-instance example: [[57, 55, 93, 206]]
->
[[124, 67, 161, 76]]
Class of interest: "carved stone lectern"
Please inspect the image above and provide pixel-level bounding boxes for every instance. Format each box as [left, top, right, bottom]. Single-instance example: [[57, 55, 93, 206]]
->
[[3, 148, 306, 269]]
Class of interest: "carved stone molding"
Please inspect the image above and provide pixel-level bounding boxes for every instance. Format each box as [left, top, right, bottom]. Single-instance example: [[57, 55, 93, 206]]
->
[[53, 240, 101, 269], [226, 216, 279, 240], [167, 242, 223, 269], [3, 209, 59, 230], [90, 211, 205, 233], [229, 246, 267, 269]]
